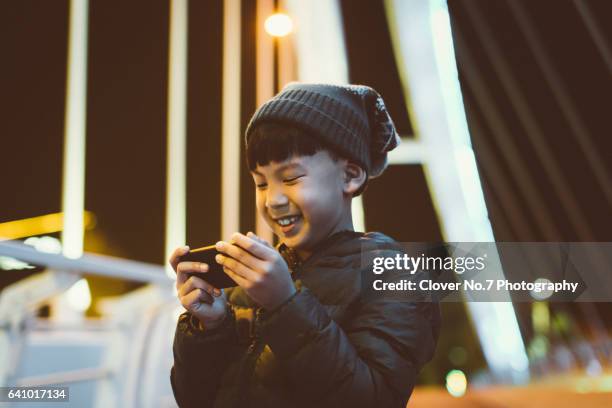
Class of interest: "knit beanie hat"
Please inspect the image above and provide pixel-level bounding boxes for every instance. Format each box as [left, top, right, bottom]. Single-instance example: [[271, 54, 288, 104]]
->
[[245, 83, 400, 178]]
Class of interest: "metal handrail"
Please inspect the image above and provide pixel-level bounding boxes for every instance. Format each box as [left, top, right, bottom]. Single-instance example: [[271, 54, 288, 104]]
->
[[16, 367, 112, 387], [0, 240, 172, 285]]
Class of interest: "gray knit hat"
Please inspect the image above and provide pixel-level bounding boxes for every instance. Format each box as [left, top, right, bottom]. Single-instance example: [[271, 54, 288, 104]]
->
[[245, 83, 400, 178]]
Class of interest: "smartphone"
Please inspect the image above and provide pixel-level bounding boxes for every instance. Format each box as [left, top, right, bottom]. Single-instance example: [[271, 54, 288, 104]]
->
[[178, 245, 238, 288]]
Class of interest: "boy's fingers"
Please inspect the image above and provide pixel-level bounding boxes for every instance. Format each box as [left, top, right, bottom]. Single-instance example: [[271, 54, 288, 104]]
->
[[179, 275, 219, 298], [176, 262, 208, 286], [221, 266, 251, 288], [215, 254, 259, 281], [177, 261, 208, 274], [169, 246, 190, 272], [231, 232, 275, 259], [181, 288, 214, 309], [197, 288, 215, 305], [216, 241, 264, 271]]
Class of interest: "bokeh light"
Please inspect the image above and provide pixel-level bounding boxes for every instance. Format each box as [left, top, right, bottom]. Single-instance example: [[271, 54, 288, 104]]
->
[[264, 13, 293, 37], [65, 278, 92, 312], [445, 369, 467, 397]]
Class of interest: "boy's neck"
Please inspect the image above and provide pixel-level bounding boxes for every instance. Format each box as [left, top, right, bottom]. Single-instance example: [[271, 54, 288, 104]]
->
[[295, 207, 355, 261]]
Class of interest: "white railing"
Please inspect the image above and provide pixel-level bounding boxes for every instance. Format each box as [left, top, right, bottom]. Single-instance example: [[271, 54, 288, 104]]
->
[[0, 240, 179, 408]]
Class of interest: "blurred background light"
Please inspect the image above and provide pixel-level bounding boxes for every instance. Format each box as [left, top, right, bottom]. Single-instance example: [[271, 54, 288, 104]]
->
[[24, 236, 63, 254], [0, 211, 95, 240], [576, 378, 592, 394], [0, 256, 35, 271], [65, 278, 92, 312], [60, 0, 90, 319], [387, 0, 530, 382], [0, 235, 62, 274], [586, 359, 603, 377], [532, 301, 551, 334], [528, 334, 549, 360], [531, 278, 554, 300], [600, 375, 612, 392], [264, 13, 293, 37], [165, 0, 188, 279], [285, 0, 348, 83], [61, 0, 89, 261], [221, 0, 241, 245], [448, 346, 468, 366], [445, 369, 467, 397]]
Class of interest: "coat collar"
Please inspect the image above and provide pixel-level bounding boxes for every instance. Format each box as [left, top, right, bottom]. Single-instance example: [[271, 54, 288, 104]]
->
[[277, 230, 364, 272]]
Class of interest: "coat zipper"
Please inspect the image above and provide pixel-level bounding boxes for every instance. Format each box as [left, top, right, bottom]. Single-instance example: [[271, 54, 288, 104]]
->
[[234, 260, 302, 407], [235, 307, 265, 407]]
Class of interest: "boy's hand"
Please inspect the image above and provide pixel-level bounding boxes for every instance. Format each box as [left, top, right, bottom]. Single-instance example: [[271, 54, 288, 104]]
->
[[169, 246, 227, 329], [215, 232, 296, 311]]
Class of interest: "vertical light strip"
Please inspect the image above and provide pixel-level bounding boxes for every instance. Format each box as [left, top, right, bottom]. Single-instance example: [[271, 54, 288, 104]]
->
[[285, 0, 365, 232], [255, 0, 275, 243], [221, 0, 242, 240], [276, 0, 297, 90], [256, 0, 274, 104], [387, 139, 427, 165], [61, 0, 89, 260], [57, 0, 90, 322], [165, 0, 188, 277], [350, 198, 365, 233], [285, 0, 348, 84], [385, 0, 529, 383]]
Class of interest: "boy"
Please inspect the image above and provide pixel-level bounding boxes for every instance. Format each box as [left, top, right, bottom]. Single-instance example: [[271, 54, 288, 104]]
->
[[169, 83, 440, 408]]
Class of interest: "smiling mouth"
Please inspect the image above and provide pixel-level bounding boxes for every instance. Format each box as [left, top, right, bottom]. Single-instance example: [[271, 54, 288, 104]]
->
[[271, 214, 302, 235], [274, 215, 301, 227]]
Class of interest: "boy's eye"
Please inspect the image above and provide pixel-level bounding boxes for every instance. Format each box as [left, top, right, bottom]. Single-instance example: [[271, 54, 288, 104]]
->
[[283, 175, 304, 184], [256, 183, 268, 189]]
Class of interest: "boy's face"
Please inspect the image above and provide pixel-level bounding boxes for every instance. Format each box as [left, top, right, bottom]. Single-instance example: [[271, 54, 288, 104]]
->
[[252, 151, 350, 255]]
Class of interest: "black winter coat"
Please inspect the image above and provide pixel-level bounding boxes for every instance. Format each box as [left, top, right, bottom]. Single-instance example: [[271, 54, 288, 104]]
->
[[171, 231, 440, 408]]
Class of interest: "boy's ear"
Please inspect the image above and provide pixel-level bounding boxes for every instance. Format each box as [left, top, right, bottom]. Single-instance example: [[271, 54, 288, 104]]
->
[[343, 162, 367, 195]]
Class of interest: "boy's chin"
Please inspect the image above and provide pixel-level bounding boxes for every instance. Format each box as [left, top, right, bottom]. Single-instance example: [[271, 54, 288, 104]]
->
[[279, 232, 320, 254], [278, 235, 303, 249]]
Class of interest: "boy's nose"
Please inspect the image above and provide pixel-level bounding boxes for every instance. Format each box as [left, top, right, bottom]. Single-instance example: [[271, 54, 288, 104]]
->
[[265, 188, 289, 209]]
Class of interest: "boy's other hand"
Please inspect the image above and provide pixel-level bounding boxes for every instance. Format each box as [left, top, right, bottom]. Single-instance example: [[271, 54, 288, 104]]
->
[[169, 246, 227, 330], [215, 232, 296, 311]]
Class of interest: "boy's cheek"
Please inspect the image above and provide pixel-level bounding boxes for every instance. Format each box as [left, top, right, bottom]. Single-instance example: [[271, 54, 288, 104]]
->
[[254, 201, 275, 228], [254, 194, 267, 213]]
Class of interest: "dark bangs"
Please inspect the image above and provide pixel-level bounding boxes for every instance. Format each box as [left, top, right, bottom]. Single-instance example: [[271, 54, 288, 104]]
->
[[246, 122, 336, 171]]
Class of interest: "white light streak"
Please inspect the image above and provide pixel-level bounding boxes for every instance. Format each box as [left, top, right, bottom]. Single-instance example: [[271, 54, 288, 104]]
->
[[61, 0, 89, 260], [385, 0, 529, 383], [221, 0, 242, 241], [165, 0, 189, 278]]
